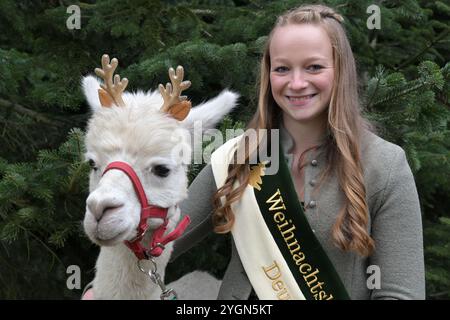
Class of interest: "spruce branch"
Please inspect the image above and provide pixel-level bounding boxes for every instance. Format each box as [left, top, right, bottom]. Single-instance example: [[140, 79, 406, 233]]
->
[[372, 79, 427, 107], [0, 98, 53, 125], [366, 78, 381, 111], [16, 225, 64, 268], [395, 29, 450, 71], [371, 61, 445, 108], [190, 9, 215, 16], [0, 98, 86, 128], [436, 94, 450, 110], [365, 66, 385, 110], [73, 2, 96, 9]]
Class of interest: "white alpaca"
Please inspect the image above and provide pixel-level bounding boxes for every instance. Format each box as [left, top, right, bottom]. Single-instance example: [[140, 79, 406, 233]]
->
[[82, 55, 237, 299]]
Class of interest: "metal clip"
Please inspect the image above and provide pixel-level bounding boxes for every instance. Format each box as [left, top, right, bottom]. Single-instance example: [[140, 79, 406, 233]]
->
[[148, 271, 178, 300], [137, 258, 178, 300], [137, 258, 157, 275]]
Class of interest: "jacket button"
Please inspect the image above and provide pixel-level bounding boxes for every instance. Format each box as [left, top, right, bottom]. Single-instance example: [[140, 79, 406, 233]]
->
[[308, 200, 317, 208], [309, 179, 317, 186], [311, 159, 318, 166]]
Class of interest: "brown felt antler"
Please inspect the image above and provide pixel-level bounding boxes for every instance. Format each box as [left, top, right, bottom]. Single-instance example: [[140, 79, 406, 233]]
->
[[94, 54, 128, 107], [159, 66, 192, 121]]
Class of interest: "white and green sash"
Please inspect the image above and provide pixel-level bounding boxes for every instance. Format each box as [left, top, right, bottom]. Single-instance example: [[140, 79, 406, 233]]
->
[[210, 135, 350, 300]]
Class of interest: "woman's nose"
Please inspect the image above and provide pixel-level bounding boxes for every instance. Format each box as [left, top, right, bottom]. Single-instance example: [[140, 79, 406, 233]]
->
[[288, 72, 308, 90]]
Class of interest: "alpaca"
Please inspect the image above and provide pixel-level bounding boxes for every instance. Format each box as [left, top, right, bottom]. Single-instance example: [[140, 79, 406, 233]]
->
[[82, 55, 237, 299]]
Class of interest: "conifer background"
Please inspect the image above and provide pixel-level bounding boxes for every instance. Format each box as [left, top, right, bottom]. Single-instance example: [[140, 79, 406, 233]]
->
[[0, 0, 448, 299]]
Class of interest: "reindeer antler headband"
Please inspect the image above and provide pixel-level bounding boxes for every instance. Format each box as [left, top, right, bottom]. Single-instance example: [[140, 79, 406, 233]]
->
[[159, 66, 192, 121], [94, 54, 192, 121], [95, 54, 128, 107]]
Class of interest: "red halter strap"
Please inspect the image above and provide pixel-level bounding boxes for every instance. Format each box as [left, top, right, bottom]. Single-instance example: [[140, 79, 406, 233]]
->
[[103, 161, 190, 260]]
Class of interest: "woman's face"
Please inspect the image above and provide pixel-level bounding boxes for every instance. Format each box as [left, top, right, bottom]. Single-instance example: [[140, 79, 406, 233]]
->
[[269, 24, 334, 124]]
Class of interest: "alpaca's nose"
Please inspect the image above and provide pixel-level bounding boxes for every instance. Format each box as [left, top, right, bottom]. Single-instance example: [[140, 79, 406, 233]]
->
[[87, 195, 124, 221]]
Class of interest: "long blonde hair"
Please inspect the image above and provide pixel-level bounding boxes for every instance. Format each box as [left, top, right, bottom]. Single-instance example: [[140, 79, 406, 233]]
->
[[212, 4, 375, 257]]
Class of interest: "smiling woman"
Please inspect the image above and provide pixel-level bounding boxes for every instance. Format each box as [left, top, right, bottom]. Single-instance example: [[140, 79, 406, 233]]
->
[[170, 4, 425, 300]]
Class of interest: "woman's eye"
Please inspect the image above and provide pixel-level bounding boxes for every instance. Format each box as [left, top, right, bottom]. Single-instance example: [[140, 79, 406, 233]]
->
[[152, 165, 170, 178], [307, 64, 323, 72], [273, 66, 289, 73], [88, 159, 98, 171]]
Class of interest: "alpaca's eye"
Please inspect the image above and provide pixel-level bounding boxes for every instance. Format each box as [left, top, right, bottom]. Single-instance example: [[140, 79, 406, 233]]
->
[[88, 159, 98, 171], [152, 165, 170, 178]]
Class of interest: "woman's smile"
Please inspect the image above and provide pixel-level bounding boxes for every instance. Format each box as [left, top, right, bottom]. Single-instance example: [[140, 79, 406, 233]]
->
[[286, 93, 318, 106]]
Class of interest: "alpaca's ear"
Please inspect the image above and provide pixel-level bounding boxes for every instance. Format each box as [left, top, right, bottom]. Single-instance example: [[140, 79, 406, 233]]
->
[[98, 88, 114, 107], [183, 89, 239, 130], [82, 75, 103, 112], [182, 89, 239, 163]]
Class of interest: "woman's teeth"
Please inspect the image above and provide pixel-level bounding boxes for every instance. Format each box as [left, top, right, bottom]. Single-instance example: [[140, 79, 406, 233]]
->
[[288, 94, 316, 101]]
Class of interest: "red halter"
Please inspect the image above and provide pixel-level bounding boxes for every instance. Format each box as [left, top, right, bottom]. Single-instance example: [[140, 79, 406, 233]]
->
[[103, 161, 190, 260]]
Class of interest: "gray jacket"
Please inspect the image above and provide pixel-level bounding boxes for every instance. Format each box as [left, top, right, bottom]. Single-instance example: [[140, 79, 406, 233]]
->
[[170, 128, 426, 300]]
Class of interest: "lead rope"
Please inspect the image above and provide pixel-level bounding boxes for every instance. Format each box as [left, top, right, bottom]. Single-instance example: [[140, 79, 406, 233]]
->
[[138, 258, 177, 300]]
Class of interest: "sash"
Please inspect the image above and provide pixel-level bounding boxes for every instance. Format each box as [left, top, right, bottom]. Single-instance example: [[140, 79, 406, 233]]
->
[[210, 135, 350, 300]]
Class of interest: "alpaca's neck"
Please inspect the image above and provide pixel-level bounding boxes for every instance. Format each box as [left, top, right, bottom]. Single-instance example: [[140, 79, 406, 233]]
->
[[93, 241, 173, 299]]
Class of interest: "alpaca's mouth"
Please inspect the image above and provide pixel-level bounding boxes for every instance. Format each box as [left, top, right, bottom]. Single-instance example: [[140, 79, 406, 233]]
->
[[95, 229, 128, 246]]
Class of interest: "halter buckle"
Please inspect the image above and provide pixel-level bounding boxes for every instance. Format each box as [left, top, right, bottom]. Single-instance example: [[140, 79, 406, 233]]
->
[[146, 243, 165, 256]]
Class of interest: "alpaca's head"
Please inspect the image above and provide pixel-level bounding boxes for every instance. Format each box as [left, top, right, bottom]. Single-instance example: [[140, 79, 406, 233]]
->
[[82, 56, 238, 247], [83, 96, 191, 246]]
